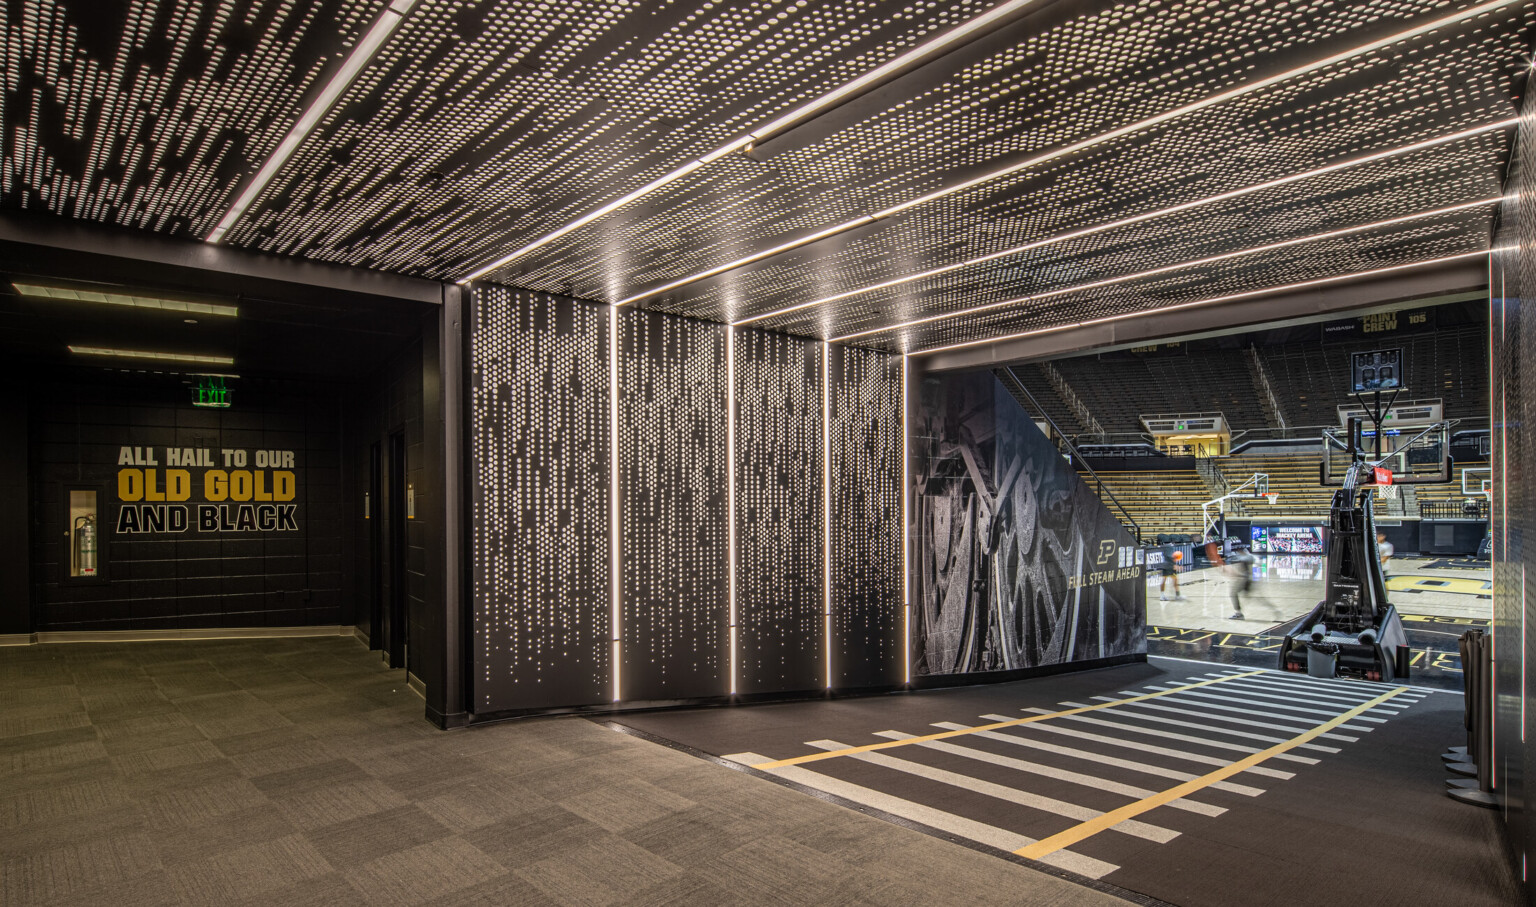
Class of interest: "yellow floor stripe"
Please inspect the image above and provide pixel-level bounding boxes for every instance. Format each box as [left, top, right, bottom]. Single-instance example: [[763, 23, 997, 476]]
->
[[1014, 684, 1409, 861], [746, 670, 1265, 770]]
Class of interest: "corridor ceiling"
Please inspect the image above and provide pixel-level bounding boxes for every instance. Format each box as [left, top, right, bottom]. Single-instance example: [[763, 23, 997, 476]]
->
[[3, 0, 1531, 354]]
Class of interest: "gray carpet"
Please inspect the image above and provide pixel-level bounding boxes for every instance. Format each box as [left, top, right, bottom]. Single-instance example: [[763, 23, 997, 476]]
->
[[0, 636, 1132, 906]]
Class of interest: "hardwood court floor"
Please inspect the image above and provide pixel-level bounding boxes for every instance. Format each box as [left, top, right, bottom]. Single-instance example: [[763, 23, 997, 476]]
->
[[616, 658, 1520, 907], [0, 636, 1131, 906]]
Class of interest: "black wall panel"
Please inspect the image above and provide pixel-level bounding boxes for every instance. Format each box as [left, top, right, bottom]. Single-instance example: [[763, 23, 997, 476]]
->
[[29, 375, 346, 630], [470, 286, 610, 712], [1490, 90, 1534, 894], [618, 310, 729, 701], [0, 391, 29, 635], [734, 329, 824, 695], [829, 345, 904, 688]]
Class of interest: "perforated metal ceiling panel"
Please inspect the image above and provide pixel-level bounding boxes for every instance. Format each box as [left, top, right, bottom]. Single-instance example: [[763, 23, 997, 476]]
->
[[217, 0, 998, 273], [899, 201, 1496, 352], [1, 0, 380, 234], [3, 0, 1530, 354], [495, 0, 1529, 317]]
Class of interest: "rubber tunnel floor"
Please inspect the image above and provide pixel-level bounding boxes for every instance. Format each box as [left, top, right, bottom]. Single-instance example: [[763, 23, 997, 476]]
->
[[603, 657, 1518, 907]]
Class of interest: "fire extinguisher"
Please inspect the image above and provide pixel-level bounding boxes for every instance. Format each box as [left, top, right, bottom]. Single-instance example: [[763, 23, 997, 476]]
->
[[74, 514, 97, 576]]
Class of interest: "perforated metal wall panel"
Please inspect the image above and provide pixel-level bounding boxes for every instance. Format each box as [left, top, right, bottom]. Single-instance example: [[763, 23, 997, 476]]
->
[[828, 344, 903, 688], [1, 0, 379, 234], [470, 284, 610, 712], [734, 328, 824, 695], [617, 308, 728, 701], [1489, 89, 1534, 880]]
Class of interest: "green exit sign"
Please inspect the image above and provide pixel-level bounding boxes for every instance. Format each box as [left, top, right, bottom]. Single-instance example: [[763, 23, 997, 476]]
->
[[191, 377, 232, 409]]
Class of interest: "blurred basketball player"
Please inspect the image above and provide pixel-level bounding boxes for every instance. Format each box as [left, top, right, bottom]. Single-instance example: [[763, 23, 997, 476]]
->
[[1159, 543, 1185, 601]]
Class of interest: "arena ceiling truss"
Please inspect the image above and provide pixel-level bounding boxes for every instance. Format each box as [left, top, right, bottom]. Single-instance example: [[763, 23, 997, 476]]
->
[[3, 0, 1532, 354]]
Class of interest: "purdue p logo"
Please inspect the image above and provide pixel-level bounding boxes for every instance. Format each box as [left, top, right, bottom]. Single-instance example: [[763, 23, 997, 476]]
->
[[1097, 540, 1117, 565]]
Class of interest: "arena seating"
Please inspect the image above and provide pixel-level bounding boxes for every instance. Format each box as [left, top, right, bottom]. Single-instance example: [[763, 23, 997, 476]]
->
[[1257, 324, 1489, 427], [1079, 469, 1211, 538], [1217, 454, 1335, 519], [1052, 349, 1264, 434], [1414, 462, 1491, 512], [996, 365, 1083, 434]]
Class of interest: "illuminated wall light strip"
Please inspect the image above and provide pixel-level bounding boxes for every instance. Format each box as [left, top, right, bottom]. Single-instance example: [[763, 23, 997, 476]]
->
[[727, 325, 738, 696], [13, 283, 241, 317], [206, 0, 418, 244], [609, 305, 622, 702], [739, 120, 1516, 324], [458, 0, 1047, 284], [67, 346, 234, 365], [618, 0, 1520, 310], [910, 249, 1496, 356], [822, 341, 834, 690], [835, 198, 1500, 343], [900, 353, 911, 686]]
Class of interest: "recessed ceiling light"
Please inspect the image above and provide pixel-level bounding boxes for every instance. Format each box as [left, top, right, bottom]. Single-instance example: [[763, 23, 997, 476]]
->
[[184, 318, 198, 324], [13, 283, 238, 317], [67, 347, 235, 366]]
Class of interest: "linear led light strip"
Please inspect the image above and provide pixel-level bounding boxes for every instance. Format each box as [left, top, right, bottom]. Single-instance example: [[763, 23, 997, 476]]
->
[[900, 353, 911, 685], [206, 0, 419, 244], [458, 0, 1049, 284], [610, 0, 1523, 309], [833, 197, 1501, 344], [823, 341, 833, 689], [739, 119, 1517, 325], [67, 346, 235, 365], [13, 283, 240, 317], [727, 325, 739, 696], [610, 305, 622, 702], [910, 248, 1501, 357]]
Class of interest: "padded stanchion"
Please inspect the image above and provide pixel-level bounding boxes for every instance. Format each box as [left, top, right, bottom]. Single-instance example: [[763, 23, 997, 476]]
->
[[1447, 630, 1496, 808]]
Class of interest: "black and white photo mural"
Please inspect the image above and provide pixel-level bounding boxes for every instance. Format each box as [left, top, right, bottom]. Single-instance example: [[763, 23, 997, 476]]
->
[[912, 369, 1145, 677]]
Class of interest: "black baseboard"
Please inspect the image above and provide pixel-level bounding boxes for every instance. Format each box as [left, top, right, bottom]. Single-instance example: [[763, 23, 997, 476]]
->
[[426, 705, 469, 729], [910, 651, 1146, 690], [460, 651, 1148, 727]]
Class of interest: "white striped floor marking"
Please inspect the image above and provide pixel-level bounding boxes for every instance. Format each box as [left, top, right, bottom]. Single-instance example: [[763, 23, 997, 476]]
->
[[934, 721, 1266, 797], [723, 751, 1120, 880], [1216, 679, 1400, 707], [1213, 669, 1428, 700], [986, 718, 1295, 779], [1054, 701, 1341, 753], [1108, 693, 1375, 733], [1094, 697, 1361, 742], [1166, 682, 1403, 716], [804, 739, 1181, 843], [1139, 686, 1391, 723], [873, 730, 1227, 816], [1019, 708, 1321, 765], [1227, 676, 1418, 712]]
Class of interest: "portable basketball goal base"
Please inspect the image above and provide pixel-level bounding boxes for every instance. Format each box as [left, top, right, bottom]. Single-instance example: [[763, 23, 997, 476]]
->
[[1201, 473, 1275, 541]]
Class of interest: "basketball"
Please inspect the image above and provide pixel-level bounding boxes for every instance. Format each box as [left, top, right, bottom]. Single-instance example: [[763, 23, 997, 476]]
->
[[1172, 551, 1184, 562]]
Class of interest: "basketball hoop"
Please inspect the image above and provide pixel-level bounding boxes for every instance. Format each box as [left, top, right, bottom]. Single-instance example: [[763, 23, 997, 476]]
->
[[1265, 493, 1278, 506]]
